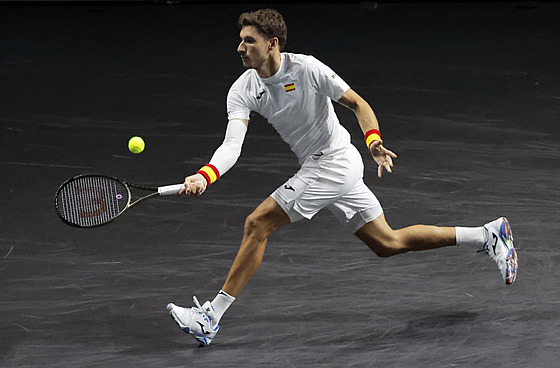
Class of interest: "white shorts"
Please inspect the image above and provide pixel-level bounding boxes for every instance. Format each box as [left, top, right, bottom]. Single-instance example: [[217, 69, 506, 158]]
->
[[270, 145, 383, 233]]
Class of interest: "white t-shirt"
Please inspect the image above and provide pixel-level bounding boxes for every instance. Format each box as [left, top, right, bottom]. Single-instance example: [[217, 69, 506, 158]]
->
[[227, 52, 352, 164]]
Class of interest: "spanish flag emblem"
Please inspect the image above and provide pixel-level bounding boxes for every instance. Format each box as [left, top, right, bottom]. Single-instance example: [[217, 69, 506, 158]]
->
[[284, 83, 295, 92]]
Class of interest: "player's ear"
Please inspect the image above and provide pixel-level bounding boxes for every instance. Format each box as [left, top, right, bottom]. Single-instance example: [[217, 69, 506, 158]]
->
[[268, 37, 279, 51]]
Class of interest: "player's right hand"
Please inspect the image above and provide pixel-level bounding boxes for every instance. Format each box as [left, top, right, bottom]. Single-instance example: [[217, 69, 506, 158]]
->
[[179, 173, 207, 197]]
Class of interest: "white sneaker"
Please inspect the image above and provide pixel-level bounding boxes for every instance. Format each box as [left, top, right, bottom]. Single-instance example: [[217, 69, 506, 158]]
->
[[483, 217, 518, 285], [167, 296, 219, 346]]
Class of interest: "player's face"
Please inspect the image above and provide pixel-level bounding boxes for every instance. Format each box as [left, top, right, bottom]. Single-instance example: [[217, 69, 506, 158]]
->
[[237, 26, 272, 70]]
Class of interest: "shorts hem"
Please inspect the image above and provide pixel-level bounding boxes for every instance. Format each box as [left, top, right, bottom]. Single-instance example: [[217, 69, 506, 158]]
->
[[269, 193, 303, 223], [349, 205, 384, 233]]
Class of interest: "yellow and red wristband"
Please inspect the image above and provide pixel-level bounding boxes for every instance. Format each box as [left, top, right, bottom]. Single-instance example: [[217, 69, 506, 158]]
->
[[364, 129, 381, 149], [197, 164, 220, 185]]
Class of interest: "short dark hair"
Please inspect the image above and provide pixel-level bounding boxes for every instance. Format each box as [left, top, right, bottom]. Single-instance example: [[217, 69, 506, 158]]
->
[[238, 9, 287, 51]]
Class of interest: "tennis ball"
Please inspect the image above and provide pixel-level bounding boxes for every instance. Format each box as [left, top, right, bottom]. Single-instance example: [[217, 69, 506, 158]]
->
[[128, 136, 145, 154]]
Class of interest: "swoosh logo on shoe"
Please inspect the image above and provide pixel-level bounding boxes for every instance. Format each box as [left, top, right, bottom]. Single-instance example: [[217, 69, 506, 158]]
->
[[197, 321, 211, 335]]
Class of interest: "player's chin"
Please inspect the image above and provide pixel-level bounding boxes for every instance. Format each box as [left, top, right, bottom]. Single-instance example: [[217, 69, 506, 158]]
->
[[240, 57, 252, 68]]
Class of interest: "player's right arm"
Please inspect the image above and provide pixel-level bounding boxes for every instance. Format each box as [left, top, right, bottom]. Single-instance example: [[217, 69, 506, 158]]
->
[[180, 118, 249, 197]]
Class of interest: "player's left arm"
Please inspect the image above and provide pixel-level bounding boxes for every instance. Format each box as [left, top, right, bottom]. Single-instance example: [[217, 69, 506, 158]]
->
[[337, 89, 397, 177]]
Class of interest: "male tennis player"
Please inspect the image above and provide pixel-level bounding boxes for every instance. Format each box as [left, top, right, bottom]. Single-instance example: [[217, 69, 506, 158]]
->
[[167, 9, 518, 346]]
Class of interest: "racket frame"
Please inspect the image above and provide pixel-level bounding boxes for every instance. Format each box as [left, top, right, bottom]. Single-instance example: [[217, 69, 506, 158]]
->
[[55, 173, 163, 228]]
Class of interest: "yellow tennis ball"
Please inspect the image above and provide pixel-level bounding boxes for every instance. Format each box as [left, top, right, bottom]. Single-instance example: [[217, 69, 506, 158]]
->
[[128, 136, 145, 154]]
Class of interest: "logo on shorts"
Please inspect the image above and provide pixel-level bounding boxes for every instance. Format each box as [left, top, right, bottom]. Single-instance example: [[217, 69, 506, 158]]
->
[[284, 184, 295, 191]]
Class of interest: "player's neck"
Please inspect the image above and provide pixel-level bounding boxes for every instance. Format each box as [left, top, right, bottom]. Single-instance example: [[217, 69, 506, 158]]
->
[[256, 51, 282, 79]]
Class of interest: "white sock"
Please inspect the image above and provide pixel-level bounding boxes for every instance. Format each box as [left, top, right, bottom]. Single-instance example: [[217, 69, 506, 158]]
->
[[455, 226, 487, 247], [211, 290, 236, 323]]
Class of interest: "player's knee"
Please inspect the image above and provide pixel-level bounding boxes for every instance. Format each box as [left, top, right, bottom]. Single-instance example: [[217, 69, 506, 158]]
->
[[364, 236, 406, 258], [244, 201, 289, 241], [373, 243, 404, 258], [243, 212, 270, 241]]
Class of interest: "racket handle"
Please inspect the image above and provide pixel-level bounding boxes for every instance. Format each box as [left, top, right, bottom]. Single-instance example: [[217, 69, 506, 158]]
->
[[158, 183, 185, 196]]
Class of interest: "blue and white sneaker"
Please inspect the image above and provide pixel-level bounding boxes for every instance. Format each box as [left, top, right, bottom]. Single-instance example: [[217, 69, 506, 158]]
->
[[167, 296, 219, 346], [483, 217, 518, 285]]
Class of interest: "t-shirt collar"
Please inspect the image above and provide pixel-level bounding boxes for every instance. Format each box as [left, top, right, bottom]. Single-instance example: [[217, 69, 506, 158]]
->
[[258, 53, 285, 84]]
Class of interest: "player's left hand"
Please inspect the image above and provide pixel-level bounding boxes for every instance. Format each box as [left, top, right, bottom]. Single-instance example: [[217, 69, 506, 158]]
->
[[369, 140, 397, 177]]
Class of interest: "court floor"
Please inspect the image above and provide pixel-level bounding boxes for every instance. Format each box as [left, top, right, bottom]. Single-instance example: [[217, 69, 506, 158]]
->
[[1, 2, 559, 367]]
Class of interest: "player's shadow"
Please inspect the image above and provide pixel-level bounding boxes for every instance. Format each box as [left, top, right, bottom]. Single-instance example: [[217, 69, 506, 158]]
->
[[347, 310, 481, 348], [401, 311, 480, 336]]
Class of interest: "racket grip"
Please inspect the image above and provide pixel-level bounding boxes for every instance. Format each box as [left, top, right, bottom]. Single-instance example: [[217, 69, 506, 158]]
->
[[158, 184, 185, 196]]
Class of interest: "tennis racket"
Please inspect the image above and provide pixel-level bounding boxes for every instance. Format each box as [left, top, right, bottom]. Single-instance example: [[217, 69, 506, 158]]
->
[[55, 173, 185, 228]]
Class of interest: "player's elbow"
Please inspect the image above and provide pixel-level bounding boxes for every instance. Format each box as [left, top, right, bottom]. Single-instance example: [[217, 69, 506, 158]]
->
[[225, 141, 243, 164], [339, 89, 370, 113], [354, 96, 373, 115]]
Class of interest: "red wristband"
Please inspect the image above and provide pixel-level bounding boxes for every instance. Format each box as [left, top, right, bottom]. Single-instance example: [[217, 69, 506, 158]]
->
[[364, 129, 381, 149], [197, 164, 220, 185]]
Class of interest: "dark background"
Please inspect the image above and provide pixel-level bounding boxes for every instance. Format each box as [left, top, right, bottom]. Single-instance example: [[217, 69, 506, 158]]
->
[[1, 1, 559, 367]]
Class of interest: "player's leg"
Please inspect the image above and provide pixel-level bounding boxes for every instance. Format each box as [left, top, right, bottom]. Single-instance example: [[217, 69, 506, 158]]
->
[[356, 214, 517, 284], [329, 176, 517, 284], [355, 213, 456, 257], [221, 196, 291, 296], [167, 196, 290, 346], [327, 177, 455, 256]]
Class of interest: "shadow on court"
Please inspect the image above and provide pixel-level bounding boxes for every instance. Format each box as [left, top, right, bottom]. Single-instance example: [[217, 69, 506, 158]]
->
[[1, 2, 559, 367]]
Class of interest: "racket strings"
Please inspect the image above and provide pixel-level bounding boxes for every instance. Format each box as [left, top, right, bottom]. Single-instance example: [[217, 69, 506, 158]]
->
[[57, 176, 128, 227]]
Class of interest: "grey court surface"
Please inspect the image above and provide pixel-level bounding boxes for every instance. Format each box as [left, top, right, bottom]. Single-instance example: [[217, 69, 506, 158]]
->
[[1, 1, 559, 367]]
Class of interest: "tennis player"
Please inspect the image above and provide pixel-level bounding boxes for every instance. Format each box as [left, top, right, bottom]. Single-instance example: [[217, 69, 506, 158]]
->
[[167, 9, 518, 346]]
